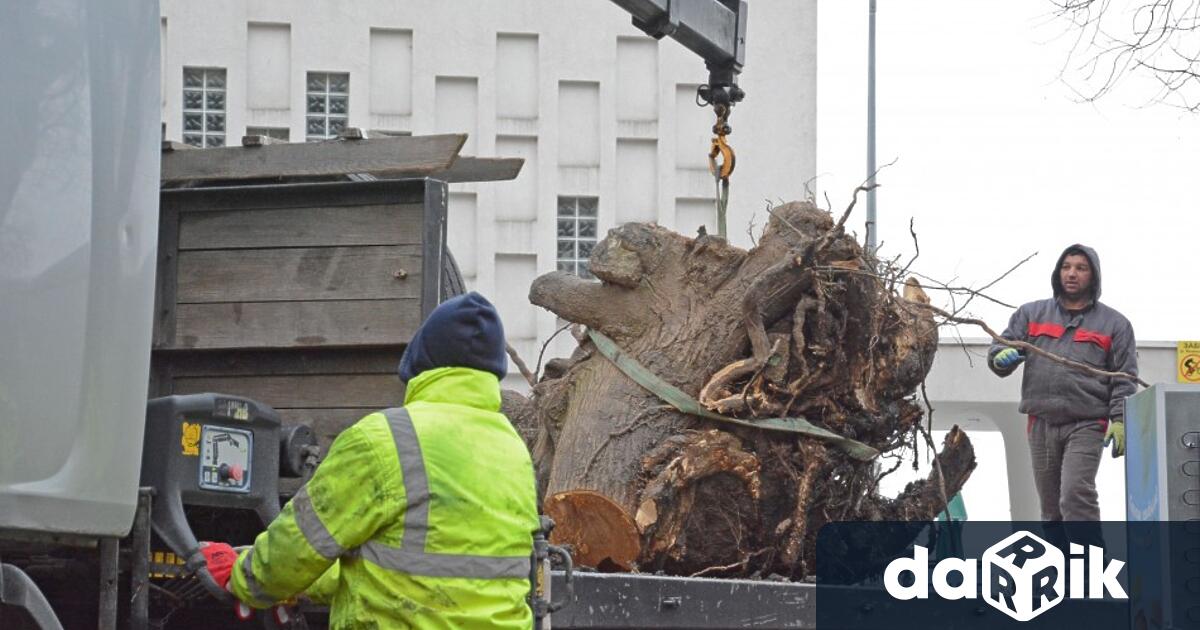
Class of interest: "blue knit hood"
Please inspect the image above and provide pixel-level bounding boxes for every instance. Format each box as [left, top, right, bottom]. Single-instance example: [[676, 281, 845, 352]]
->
[[398, 291, 508, 383]]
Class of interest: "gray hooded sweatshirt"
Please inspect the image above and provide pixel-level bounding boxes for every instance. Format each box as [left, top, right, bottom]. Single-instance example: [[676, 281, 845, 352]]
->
[[987, 244, 1138, 423]]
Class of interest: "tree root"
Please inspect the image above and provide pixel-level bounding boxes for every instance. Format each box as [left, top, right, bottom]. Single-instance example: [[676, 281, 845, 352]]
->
[[780, 442, 827, 574], [636, 430, 761, 563], [519, 198, 976, 578]]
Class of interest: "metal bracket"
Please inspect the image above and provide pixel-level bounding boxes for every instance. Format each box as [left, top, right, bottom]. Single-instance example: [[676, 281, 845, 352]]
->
[[610, 0, 748, 108], [632, 0, 681, 38], [531, 516, 575, 629]]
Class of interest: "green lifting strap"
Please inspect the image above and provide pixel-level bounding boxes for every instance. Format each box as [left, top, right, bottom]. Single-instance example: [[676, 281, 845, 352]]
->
[[586, 329, 880, 461]]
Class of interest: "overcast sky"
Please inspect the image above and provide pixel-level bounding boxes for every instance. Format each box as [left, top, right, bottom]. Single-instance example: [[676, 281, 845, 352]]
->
[[816, 0, 1200, 343]]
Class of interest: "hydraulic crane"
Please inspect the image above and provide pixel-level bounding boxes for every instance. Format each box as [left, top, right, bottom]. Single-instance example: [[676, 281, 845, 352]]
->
[[610, 0, 746, 110], [609, 0, 747, 235]]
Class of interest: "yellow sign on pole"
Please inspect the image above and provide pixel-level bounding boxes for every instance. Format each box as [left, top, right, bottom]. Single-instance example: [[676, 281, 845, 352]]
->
[[1178, 341, 1200, 383]]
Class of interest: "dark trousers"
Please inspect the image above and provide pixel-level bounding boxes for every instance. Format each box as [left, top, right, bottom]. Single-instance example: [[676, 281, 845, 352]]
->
[[1027, 416, 1106, 522]]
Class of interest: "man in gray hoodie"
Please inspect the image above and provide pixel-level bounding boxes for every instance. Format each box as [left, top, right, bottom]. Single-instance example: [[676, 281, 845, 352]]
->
[[988, 244, 1138, 524]]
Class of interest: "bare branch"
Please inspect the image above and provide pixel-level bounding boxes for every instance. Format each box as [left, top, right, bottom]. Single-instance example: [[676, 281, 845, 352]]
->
[[909, 301, 1150, 387], [506, 343, 537, 388], [813, 266, 1020, 309], [954, 251, 1040, 313], [1051, 0, 1200, 109], [898, 218, 920, 280], [914, 417, 949, 512], [535, 323, 575, 381], [837, 157, 899, 233]]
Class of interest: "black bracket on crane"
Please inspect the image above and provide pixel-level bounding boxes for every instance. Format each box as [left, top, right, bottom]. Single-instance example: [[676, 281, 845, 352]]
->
[[609, 0, 747, 109]]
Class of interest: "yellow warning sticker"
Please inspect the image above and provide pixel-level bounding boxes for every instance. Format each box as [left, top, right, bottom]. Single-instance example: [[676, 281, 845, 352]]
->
[[1178, 341, 1200, 383], [181, 422, 201, 456], [150, 550, 186, 578]]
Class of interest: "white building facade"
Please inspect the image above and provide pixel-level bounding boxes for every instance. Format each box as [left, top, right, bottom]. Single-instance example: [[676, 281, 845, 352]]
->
[[159, 0, 820, 385]]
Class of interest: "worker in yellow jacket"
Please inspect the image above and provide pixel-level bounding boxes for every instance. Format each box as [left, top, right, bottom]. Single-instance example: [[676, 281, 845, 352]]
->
[[203, 292, 540, 628]]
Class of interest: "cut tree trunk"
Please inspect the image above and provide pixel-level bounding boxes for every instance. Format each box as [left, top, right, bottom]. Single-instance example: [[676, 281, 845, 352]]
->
[[508, 201, 976, 578]]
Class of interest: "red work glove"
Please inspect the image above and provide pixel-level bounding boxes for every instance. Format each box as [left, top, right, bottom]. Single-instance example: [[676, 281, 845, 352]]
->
[[200, 542, 256, 621], [199, 542, 237, 589]]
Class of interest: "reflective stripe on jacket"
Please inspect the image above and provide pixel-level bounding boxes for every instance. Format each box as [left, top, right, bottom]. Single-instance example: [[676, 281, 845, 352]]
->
[[229, 367, 540, 629]]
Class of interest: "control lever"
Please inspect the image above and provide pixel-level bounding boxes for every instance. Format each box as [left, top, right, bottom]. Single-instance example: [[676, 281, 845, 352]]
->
[[184, 549, 308, 629], [185, 549, 235, 604], [141, 395, 308, 628]]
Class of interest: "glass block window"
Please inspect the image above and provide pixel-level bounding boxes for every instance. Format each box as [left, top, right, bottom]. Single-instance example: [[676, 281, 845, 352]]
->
[[182, 67, 226, 148], [306, 72, 349, 141], [556, 196, 598, 279], [246, 126, 290, 141]]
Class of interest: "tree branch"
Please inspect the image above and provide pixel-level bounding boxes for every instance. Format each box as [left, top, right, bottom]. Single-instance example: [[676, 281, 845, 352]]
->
[[1051, 0, 1200, 108], [908, 301, 1150, 387], [506, 343, 537, 388], [529, 271, 647, 339]]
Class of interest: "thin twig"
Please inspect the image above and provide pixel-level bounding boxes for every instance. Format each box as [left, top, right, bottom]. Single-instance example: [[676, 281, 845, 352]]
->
[[837, 183, 878, 232], [506, 343, 536, 388], [914, 422, 949, 514], [872, 449, 908, 488], [765, 204, 805, 238], [838, 156, 899, 230], [813, 266, 1018, 309], [689, 548, 772, 578], [921, 381, 935, 443], [898, 217, 920, 280], [819, 157, 899, 247], [534, 323, 574, 381], [952, 251, 1040, 315]]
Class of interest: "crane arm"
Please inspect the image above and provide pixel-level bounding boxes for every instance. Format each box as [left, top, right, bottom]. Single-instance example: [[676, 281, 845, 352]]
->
[[609, 0, 747, 109]]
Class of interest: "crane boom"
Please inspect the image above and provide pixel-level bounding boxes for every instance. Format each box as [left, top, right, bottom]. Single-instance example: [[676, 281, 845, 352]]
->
[[609, 0, 747, 108]]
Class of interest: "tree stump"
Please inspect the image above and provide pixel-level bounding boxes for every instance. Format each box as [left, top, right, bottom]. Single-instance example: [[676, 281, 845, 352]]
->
[[512, 201, 976, 578]]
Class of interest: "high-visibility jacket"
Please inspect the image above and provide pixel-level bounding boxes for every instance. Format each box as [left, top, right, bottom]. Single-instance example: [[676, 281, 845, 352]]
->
[[229, 367, 540, 629]]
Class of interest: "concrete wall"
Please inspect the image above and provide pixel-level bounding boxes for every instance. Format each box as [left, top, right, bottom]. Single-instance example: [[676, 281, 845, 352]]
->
[[159, 0, 819, 389]]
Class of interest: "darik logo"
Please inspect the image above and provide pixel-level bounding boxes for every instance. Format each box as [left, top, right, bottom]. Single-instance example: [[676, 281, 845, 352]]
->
[[883, 530, 1127, 622]]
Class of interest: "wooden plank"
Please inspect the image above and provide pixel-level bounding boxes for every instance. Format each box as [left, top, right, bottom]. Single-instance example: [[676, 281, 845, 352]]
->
[[153, 349, 401, 378], [440, 157, 524, 183], [177, 246, 423, 303], [171, 375, 401, 409], [178, 204, 424, 249], [171, 300, 421, 349], [164, 181, 427, 215], [161, 134, 466, 183]]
